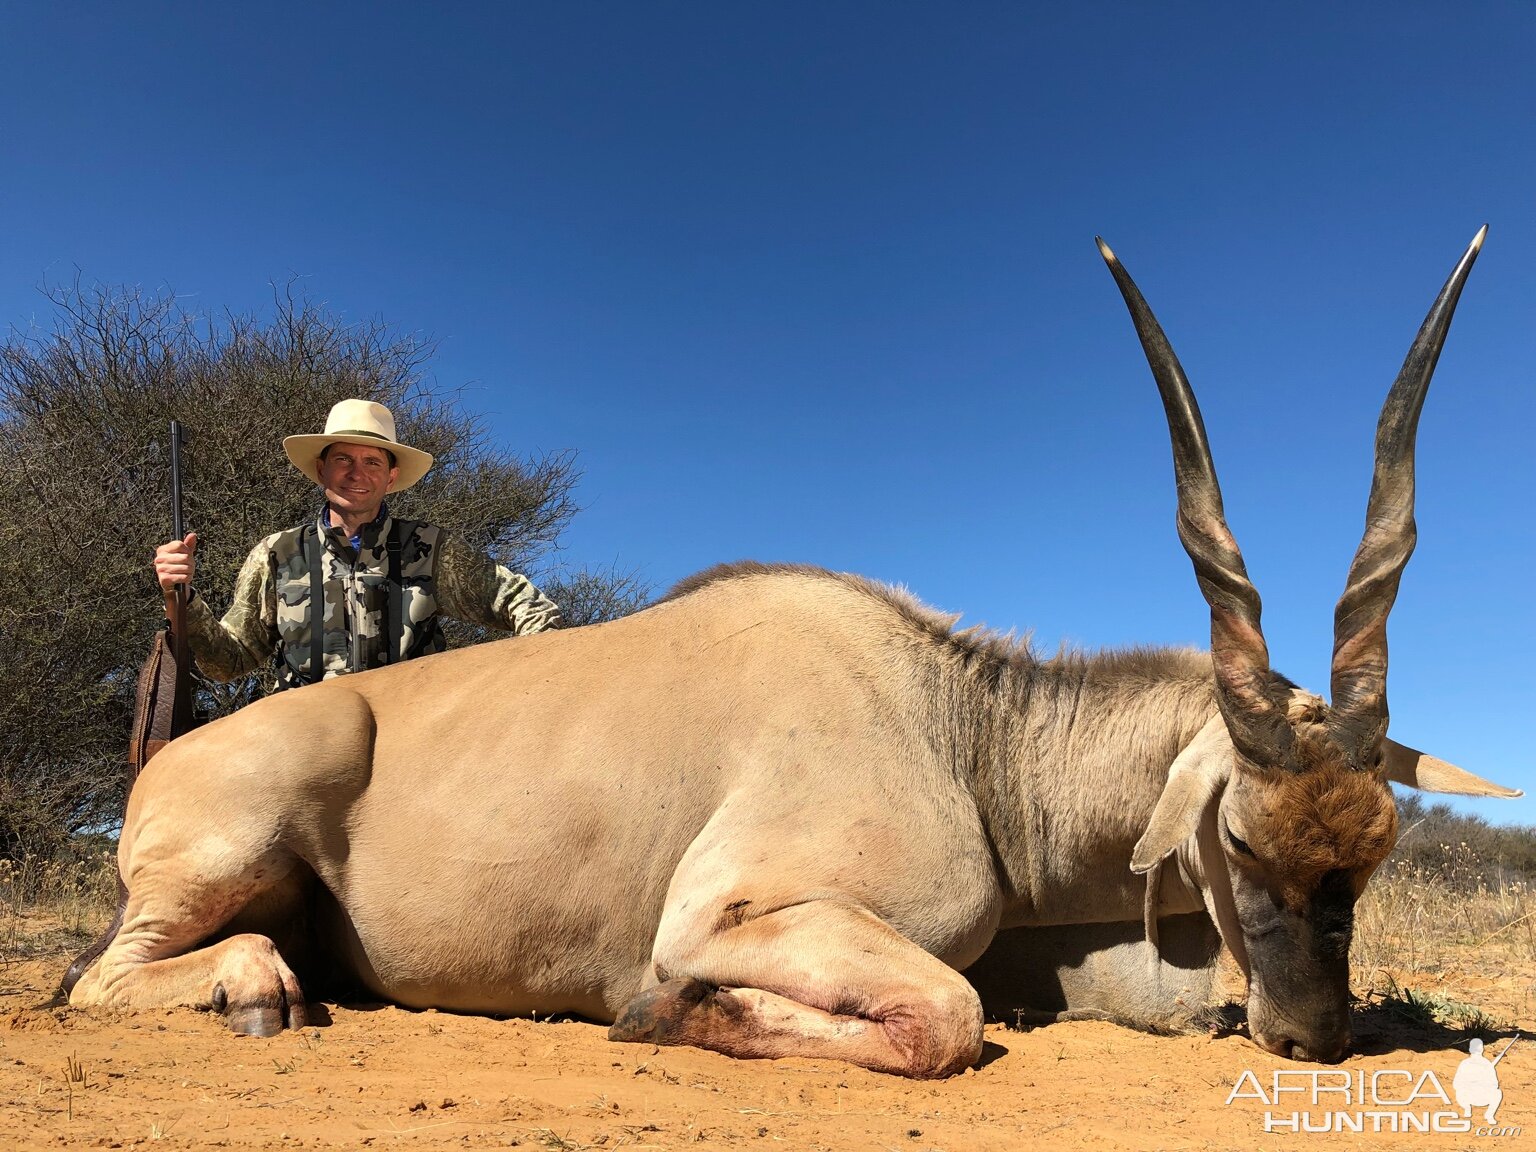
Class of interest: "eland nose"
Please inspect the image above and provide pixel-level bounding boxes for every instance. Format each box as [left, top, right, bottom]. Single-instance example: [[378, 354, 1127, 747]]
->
[[1291, 1036, 1349, 1063], [1262, 1031, 1348, 1063]]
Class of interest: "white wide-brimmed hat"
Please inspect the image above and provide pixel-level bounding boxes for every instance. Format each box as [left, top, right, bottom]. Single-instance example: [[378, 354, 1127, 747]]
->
[[282, 399, 434, 492]]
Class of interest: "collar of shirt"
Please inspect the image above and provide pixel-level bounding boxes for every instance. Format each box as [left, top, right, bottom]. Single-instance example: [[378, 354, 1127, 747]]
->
[[322, 502, 390, 553]]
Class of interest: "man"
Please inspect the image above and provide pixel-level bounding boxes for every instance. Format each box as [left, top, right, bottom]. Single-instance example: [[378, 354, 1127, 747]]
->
[[153, 398, 560, 688]]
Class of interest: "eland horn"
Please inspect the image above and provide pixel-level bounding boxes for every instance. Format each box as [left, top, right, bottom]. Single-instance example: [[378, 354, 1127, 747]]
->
[[1329, 227, 1486, 763], [1096, 237, 1295, 769]]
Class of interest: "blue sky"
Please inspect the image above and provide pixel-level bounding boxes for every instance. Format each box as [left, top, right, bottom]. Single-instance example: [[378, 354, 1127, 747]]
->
[[3, 4, 1531, 822]]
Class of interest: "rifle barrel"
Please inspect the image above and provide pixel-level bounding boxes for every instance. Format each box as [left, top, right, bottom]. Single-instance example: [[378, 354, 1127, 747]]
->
[[170, 421, 184, 542], [1491, 1033, 1519, 1066]]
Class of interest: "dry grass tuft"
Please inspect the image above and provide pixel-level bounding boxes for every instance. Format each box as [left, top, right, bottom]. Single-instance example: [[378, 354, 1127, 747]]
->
[[1354, 841, 1535, 977], [1352, 837, 1535, 1036], [0, 850, 118, 963]]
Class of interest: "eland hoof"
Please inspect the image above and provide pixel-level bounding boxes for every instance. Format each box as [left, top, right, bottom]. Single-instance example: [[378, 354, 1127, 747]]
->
[[609, 977, 714, 1044], [225, 1005, 286, 1037]]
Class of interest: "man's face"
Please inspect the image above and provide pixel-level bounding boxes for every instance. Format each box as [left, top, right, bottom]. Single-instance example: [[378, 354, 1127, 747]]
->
[[317, 443, 398, 522]]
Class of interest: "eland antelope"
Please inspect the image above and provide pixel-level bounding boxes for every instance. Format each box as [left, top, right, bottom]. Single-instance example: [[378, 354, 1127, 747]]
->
[[65, 229, 1516, 1078]]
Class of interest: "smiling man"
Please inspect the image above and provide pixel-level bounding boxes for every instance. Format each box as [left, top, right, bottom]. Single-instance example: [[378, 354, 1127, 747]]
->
[[152, 399, 560, 690]]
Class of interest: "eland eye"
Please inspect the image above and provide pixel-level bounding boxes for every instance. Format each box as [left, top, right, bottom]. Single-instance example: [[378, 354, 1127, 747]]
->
[[1226, 827, 1256, 858]]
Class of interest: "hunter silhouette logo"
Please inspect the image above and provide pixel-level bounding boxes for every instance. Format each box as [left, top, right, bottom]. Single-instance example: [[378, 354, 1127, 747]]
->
[[1225, 1034, 1521, 1136], [1455, 1036, 1516, 1124]]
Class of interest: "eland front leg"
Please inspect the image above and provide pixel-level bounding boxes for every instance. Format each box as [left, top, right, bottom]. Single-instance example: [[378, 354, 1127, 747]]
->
[[609, 899, 983, 1078]]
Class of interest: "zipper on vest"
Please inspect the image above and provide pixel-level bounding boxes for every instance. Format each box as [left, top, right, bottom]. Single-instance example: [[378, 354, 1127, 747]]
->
[[331, 553, 359, 675]]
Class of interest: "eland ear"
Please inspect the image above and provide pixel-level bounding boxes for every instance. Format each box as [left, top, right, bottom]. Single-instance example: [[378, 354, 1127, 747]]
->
[[1382, 739, 1523, 798], [1132, 714, 1234, 874]]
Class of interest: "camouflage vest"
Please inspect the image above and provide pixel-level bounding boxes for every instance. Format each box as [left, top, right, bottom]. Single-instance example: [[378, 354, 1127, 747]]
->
[[268, 514, 447, 689]]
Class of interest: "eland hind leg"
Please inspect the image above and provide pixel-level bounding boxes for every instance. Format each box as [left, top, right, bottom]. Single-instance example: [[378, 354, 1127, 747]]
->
[[70, 687, 372, 1035], [69, 844, 310, 1036], [610, 900, 983, 1078], [67, 749, 319, 1038]]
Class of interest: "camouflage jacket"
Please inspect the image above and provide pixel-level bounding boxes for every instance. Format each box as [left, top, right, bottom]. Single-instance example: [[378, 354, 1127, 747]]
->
[[182, 510, 560, 686]]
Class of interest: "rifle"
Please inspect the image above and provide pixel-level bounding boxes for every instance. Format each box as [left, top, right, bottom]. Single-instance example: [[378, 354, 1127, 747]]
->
[[58, 423, 202, 1002], [1491, 1034, 1520, 1066], [128, 420, 198, 777]]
